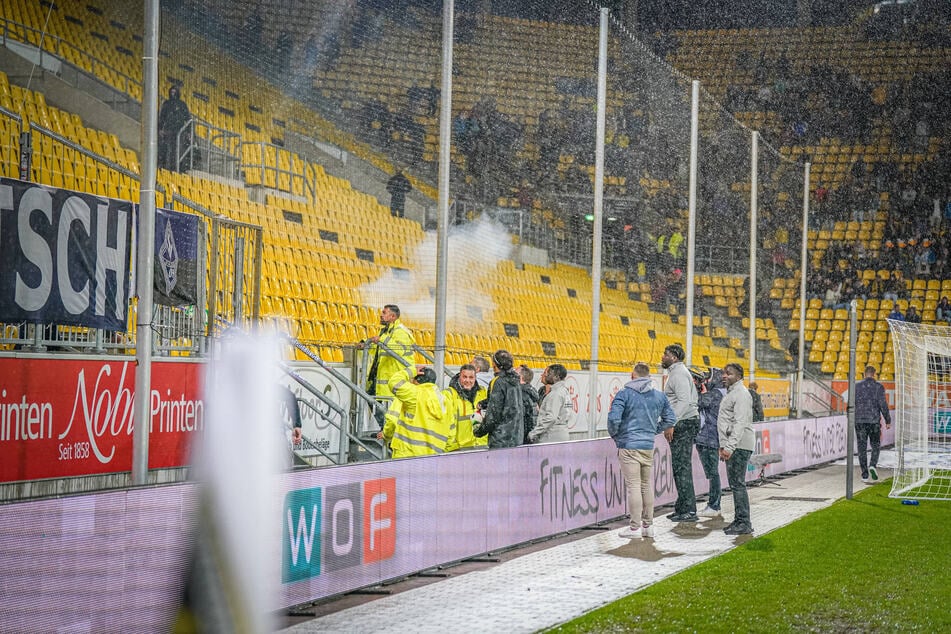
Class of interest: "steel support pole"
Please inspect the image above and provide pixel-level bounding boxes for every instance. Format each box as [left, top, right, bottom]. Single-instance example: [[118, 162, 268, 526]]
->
[[846, 299, 857, 498], [433, 0, 454, 387], [748, 131, 758, 382], [685, 80, 700, 365], [132, 0, 160, 485], [587, 7, 609, 438], [797, 162, 811, 416]]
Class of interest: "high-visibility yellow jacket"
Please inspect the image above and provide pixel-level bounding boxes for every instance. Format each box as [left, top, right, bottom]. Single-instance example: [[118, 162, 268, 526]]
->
[[385, 367, 451, 458], [443, 384, 488, 451], [668, 231, 684, 258], [367, 319, 416, 401], [381, 398, 404, 449]]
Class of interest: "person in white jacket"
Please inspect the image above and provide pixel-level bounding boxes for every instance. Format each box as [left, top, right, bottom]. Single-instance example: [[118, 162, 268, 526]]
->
[[717, 363, 755, 535], [528, 364, 571, 444]]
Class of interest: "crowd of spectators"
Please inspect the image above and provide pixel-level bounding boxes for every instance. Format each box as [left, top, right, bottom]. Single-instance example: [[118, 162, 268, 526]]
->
[[178, 0, 949, 326]]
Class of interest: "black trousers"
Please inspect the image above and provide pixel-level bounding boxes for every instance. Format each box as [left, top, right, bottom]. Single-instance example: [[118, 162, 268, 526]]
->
[[726, 448, 753, 527], [855, 423, 881, 478], [671, 417, 700, 515]]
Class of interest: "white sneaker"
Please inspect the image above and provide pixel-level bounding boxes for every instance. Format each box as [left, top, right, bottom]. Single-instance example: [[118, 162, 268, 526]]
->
[[641, 524, 655, 538], [698, 506, 721, 518], [869, 466, 878, 481], [861, 476, 871, 484], [619, 526, 642, 539]]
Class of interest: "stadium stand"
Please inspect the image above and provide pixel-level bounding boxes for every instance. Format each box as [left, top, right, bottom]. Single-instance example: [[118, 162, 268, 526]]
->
[[0, 0, 763, 374], [1, 0, 947, 382]]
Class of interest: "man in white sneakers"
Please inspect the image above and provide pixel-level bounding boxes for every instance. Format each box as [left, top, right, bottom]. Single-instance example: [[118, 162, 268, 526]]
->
[[608, 362, 677, 539], [718, 363, 755, 536], [854, 365, 891, 483]]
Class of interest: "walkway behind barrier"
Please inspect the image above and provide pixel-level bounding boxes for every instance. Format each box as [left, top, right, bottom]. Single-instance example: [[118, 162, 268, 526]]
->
[[282, 461, 884, 634]]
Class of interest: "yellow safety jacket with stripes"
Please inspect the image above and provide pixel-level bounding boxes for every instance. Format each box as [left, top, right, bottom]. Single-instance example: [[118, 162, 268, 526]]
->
[[442, 384, 488, 451], [383, 367, 451, 458], [367, 319, 416, 402]]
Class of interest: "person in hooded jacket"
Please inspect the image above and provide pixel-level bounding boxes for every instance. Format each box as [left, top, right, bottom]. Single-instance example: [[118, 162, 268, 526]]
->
[[473, 350, 523, 448], [608, 362, 676, 539], [518, 364, 540, 444], [382, 365, 450, 458], [694, 368, 726, 518], [443, 364, 487, 451], [471, 355, 494, 389], [158, 84, 192, 172]]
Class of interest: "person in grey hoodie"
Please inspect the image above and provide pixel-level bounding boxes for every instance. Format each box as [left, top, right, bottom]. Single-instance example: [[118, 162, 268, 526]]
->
[[608, 362, 677, 539], [529, 364, 571, 444], [718, 363, 755, 535]]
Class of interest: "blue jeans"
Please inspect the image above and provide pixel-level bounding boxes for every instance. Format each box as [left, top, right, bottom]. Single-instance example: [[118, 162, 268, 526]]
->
[[697, 445, 721, 511], [726, 448, 753, 527]]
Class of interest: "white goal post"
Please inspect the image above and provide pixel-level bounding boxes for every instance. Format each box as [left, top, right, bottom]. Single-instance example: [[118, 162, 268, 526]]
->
[[887, 319, 951, 500]]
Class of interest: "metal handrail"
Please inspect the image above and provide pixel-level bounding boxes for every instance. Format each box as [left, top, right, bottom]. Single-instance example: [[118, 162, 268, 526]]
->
[[802, 391, 839, 417], [29, 122, 139, 180], [238, 140, 307, 197], [0, 104, 23, 125], [802, 367, 846, 413], [0, 17, 141, 106], [27, 121, 168, 204], [282, 335, 388, 420], [279, 361, 385, 463], [413, 345, 455, 380], [175, 117, 241, 178], [280, 337, 387, 461], [803, 367, 842, 399], [291, 399, 344, 465]]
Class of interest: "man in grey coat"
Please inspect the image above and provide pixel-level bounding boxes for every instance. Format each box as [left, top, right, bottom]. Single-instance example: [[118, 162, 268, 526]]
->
[[529, 364, 571, 444], [661, 344, 700, 522], [718, 363, 755, 535]]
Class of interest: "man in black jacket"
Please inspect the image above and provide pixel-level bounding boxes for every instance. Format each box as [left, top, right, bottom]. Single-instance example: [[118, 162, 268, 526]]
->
[[386, 169, 412, 218], [158, 85, 192, 172], [855, 365, 891, 483], [474, 350, 523, 448]]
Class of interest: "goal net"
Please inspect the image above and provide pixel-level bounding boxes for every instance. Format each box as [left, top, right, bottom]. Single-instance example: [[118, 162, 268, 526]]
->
[[888, 319, 951, 500]]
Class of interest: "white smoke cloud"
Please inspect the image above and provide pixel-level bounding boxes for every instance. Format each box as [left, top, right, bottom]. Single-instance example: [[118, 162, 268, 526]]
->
[[358, 215, 515, 328]]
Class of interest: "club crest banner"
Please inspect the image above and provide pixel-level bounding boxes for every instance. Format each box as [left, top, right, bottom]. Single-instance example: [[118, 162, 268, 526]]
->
[[153, 207, 199, 307]]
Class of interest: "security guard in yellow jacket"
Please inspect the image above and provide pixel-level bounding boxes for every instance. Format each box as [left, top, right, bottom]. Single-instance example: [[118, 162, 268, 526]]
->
[[442, 364, 489, 451], [382, 365, 451, 458], [366, 304, 416, 421]]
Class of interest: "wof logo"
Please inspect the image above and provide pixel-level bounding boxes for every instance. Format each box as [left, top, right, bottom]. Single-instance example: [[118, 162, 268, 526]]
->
[[282, 477, 396, 583]]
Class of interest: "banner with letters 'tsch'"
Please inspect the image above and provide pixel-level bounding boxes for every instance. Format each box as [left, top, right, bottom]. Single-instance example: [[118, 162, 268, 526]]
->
[[0, 357, 204, 483], [0, 177, 133, 331]]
